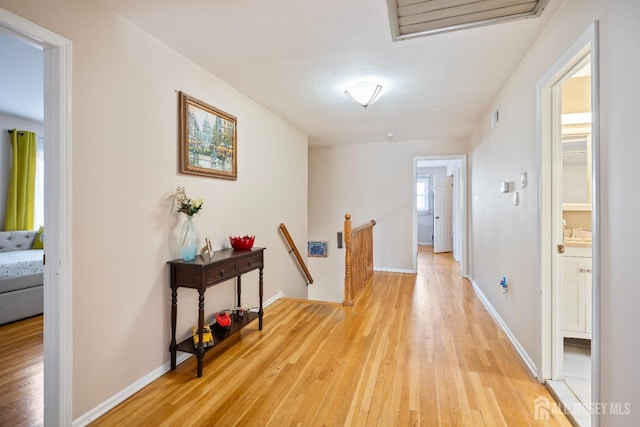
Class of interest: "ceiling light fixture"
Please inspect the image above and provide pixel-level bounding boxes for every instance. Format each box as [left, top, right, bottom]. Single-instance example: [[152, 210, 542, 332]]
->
[[344, 81, 382, 109]]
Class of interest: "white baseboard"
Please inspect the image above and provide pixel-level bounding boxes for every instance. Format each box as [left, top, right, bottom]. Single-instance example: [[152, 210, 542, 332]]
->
[[72, 351, 191, 426], [468, 277, 538, 378], [72, 291, 286, 426], [264, 291, 285, 307], [374, 267, 415, 274]]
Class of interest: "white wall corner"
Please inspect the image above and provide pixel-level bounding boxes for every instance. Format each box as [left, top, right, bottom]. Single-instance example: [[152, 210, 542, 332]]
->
[[468, 277, 538, 378]]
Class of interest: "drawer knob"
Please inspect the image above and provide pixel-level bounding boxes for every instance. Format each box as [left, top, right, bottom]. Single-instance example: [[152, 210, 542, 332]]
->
[[248, 260, 253, 266], [219, 269, 225, 277]]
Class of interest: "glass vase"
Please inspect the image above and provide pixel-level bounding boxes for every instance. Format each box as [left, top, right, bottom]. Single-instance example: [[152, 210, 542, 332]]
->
[[180, 215, 198, 262]]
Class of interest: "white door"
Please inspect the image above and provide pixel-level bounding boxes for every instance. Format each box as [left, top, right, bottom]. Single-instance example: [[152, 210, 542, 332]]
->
[[433, 176, 453, 253]]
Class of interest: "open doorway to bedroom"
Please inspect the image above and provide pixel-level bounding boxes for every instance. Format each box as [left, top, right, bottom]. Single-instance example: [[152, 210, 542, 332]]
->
[[1, 7, 73, 424], [412, 155, 468, 276], [0, 28, 45, 426]]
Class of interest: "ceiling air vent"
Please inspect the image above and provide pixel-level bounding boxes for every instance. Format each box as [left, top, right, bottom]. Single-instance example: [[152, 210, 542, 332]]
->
[[387, 0, 550, 41]]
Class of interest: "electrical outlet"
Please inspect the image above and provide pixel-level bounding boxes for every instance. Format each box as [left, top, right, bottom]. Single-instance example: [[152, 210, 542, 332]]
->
[[500, 276, 508, 294], [491, 108, 500, 129]]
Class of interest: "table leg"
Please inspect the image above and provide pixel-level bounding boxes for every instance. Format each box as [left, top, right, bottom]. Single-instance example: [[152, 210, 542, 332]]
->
[[237, 275, 242, 308], [259, 267, 264, 330], [197, 290, 205, 377], [170, 285, 177, 370]]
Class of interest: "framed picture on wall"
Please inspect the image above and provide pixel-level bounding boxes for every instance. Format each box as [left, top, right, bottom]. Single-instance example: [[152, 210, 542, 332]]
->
[[308, 241, 328, 258], [178, 91, 237, 180]]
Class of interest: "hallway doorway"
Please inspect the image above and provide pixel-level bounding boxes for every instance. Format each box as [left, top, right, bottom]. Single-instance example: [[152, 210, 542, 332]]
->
[[538, 22, 600, 427], [0, 7, 73, 424], [412, 155, 468, 277]]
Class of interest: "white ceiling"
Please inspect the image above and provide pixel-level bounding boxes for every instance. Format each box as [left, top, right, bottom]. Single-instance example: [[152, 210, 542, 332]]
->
[[1, 0, 561, 146]]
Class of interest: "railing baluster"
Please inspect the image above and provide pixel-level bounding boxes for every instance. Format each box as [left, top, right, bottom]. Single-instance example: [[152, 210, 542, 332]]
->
[[343, 214, 376, 306]]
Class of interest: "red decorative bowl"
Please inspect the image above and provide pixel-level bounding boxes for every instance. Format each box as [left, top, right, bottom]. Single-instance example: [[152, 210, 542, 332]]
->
[[229, 235, 255, 250]]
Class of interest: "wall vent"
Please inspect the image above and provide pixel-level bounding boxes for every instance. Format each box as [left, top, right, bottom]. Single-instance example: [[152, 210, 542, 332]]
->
[[387, 0, 549, 41]]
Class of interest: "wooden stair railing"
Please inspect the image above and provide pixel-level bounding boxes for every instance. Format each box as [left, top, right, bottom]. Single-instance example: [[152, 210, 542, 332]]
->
[[343, 214, 376, 306], [279, 223, 314, 285]]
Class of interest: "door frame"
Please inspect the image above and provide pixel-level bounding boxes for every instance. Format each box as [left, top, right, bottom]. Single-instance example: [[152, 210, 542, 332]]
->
[[537, 21, 600, 424], [412, 155, 468, 276], [0, 8, 73, 425]]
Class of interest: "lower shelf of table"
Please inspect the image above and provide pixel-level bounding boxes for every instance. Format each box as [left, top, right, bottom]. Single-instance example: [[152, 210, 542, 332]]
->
[[175, 312, 260, 354]]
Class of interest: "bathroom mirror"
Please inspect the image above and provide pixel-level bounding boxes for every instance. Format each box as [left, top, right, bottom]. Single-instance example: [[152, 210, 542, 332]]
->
[[562, 133, 591, 210]]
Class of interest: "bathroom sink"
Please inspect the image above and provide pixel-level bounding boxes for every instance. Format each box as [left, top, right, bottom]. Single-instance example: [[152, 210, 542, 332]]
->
[[564, 228, 592, 245], [565, 237, 592, 243], [572, 229, 592, 239], [564, 236, 592, 247]]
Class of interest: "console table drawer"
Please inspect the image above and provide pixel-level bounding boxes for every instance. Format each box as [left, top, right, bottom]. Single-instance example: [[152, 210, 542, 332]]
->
[[237, 254, 263, 273], [206, 262, 238, 283]]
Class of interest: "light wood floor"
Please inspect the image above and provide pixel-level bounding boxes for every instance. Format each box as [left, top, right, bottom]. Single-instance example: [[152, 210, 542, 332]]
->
[[90, 246, 569, 426], [0, 315, 43, 427], [0, 247, 570, 426]]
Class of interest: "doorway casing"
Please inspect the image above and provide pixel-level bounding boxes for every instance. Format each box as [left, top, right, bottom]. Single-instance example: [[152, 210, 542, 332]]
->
[[0, 7, 73, 425], [412, 155, 468, 276], [537, 21, 600, 426]]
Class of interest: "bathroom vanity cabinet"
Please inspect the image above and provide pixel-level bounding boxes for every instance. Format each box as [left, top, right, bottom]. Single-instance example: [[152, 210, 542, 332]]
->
[[563, 246, 592, 339]]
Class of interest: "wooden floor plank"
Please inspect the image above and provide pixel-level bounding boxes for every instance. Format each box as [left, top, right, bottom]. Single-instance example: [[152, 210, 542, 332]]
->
[[0, 315, 43, 427], [0, 247, 571, 426], [89, 246, 569, 426]]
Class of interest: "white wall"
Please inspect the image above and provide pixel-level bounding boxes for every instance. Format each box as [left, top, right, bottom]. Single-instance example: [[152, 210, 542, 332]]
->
[[308, 138, 467, 303], [468, 0, 640, 424], [0, 111, 44, 228], [0, 0, 309, 419]]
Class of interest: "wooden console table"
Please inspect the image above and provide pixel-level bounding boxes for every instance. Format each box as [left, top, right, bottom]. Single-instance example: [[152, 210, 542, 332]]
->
[[167, 247, 264, 377]]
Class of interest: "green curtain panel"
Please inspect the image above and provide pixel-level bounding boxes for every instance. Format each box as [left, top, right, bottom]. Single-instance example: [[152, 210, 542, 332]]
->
[[4, 129, 37, 231]]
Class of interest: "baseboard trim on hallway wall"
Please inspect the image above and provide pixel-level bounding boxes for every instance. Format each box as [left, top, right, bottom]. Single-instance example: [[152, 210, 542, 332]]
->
[[264, 291, 285, 307], [72, 291, 287, 427], [72, 351, 191, 427], [374, 267, 414, 274], [468, 277, 538, 378]]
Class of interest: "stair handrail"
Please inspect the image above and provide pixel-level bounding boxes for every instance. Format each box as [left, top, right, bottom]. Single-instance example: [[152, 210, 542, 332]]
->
[[278, 223, 314, 285]]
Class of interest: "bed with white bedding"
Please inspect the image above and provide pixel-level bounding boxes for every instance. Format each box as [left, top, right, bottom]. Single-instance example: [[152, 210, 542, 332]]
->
[[0, 249, 44, 279], [0, 230, 43, 325]]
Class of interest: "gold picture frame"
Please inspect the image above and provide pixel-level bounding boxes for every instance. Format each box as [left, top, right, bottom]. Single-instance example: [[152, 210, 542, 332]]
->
[[178, 91, 237, 180]]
